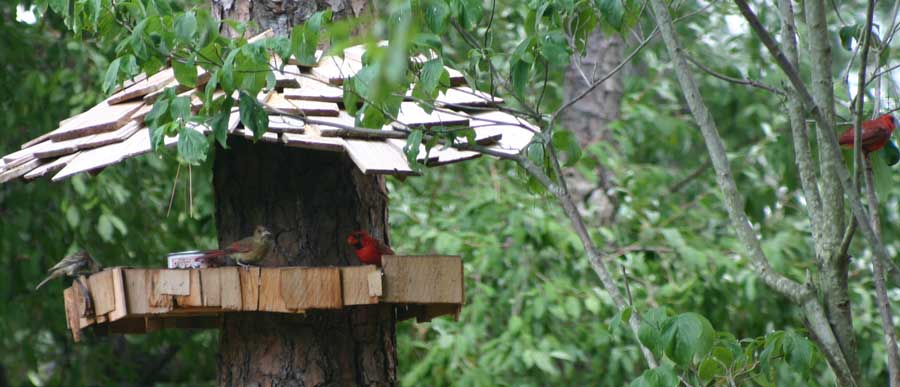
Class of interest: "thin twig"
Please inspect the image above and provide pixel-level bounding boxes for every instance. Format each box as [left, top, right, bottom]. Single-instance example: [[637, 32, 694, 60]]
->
[[684, 54, 786, 95], [668, 160, 712, 193]]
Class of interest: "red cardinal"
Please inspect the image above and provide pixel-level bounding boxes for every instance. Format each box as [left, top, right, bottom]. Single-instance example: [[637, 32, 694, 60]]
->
[[198, 225, 274, 266], [347, 230, 394, 266], [838, 114, 897, 154]]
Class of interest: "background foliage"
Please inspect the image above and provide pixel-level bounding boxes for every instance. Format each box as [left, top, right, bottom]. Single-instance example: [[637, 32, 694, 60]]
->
[[2, 0, 900, 385]]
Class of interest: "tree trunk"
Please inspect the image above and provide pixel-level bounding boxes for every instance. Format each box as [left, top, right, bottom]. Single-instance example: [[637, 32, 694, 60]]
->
[[212, 136, 396, 384], [210, 1, 396, 384], [562, 29, 624, 225]]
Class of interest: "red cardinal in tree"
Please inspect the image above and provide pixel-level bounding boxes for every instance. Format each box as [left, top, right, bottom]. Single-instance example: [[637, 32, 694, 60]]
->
[[838, 114, 897, 154], [347, 230, 394, 266], [199, 225, 274, 266]]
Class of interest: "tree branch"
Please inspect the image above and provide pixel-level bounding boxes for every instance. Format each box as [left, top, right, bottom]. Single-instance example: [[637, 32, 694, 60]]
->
[[684, 53, 786, 96], [654, 0, 858, 384], [864, 159, 900, 387]]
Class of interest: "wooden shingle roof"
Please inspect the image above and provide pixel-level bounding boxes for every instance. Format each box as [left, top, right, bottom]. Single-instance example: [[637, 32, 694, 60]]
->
[[0, 41, 535, 184]]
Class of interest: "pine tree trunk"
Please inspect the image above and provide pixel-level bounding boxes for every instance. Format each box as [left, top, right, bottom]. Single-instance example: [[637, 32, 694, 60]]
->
[[562, 29, 624, 225], [209, 2, 394, 385]]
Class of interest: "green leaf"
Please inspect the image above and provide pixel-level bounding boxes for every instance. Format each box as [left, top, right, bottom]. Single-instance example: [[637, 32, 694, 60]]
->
[[458, 0, 483, 29], [661, 313, 715, 366], [511, 60, 531, 98], [424, 0, 451, 33], [628, 363, 678, 387], [210, 109, 232, 149], [552, 130, 582, 166], [177, 126, 209, 165], [172, 57, 198, 88], [540, 31, 570, 66], [698, 357, 724, 383], [404, 129, 424, 163], [174, 12, 197, 43], [171, 96, 192, 120], [103, 57, 122, 95], [97, 213, 114, 242], [238, 91, 268, 138], [412, 58, 447, 104], [597, 0, 626, 31], [291, 10, 332, 66], [839, 25, 860, 51], [782, 331, 814, 372], [880, 139, 900, 166]]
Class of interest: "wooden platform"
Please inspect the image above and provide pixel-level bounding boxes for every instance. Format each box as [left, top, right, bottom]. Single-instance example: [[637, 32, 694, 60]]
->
[[63, 255, 463, 341]]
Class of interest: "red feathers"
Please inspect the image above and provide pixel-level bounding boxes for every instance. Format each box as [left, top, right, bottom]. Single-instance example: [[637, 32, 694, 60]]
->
[[347, 230, 394, 266], [838, 114, 897, 154]]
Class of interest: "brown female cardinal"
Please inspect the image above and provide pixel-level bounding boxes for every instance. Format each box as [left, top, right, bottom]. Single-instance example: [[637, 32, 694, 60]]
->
[[838, 114, 897, 154], [199, 225, 274, 266], [347, 230, 394, 266], [35, 250, 102, 290]]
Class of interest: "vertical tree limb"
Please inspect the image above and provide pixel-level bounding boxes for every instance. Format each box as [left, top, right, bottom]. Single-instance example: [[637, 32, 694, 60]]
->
[[864, 159, 900, 387], [649, 0, 857, 384]]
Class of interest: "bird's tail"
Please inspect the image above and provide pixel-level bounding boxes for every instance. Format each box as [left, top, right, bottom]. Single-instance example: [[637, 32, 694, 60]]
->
[[195, 249, 235, 266], [34, 272, 61, 291]]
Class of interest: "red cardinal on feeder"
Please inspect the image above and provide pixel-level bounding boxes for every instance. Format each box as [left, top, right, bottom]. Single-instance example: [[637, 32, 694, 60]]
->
[[199, 225, 274, 266], [347, 230, 394, 266], [838, 114, 898, 154]]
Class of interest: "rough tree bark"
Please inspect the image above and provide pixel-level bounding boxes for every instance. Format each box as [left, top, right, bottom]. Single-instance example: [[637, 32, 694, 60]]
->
[[562, 29, 623, 224], [213, 140, 396, 386], [210, 2, 394, 384]]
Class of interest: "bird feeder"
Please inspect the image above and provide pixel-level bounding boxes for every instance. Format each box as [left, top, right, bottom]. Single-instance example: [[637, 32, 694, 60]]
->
[[1, 31, 534, 344], [63, 256, 463, 341]]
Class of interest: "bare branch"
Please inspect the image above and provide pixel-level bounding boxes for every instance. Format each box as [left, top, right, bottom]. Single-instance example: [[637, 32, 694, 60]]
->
[[864, 159, 900, 387], [684, 54, 786, 96]]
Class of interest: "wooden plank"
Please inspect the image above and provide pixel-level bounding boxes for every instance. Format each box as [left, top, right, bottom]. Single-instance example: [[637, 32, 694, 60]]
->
[[283, 76, 344, 103], [0, 157, 43, 183], [107, 68, 176, 104], [107, 317, 146, 334], [395, 102, 469, 128], [382, 255, 464, 304], [368, 270, 383, 297], [220, 267, 242, 311], [63, 287, 82, 342], [77, 120, 142, 150], [88, 270, 116, 316], [109, 267, 128, 322], [239, 267, 261, 311], [50, 101, 143, 141], [469, 111, 538, 155], [340, 266, 380, 305], [149, 270, 174, 310], [200, 268, 222, 307], [258, 268, 290, 313], [51, 136, 134, 181], [266, 93, 340, 116], [344, 138, 417, 176], [157, 270, 190, 295], [280, 267, 343, 310], [445, 67, 466, 87], [267, 115, 306, 133], [31, 136, 83, 159], [282, 132, 346, 152], [174, 270, 203, 307], [273, 64, 302, 88], [124, 269, 150, 315], [311, 56, 362, 85], [234, 127, 280, 143], [418, 303, 462, 323], [423, 146, 481, 166], [434, 87, 502, 108]]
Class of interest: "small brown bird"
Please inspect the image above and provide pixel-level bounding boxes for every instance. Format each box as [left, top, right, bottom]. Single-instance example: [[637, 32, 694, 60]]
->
[[198, 226, 274, 266], [35, 250, 102, 290]]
